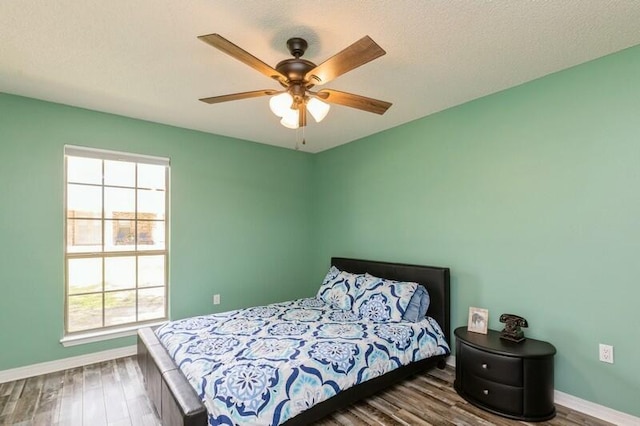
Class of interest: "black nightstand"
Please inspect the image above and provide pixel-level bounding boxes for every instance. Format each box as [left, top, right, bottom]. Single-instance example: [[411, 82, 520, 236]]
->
[[454, 326, 556, 421]]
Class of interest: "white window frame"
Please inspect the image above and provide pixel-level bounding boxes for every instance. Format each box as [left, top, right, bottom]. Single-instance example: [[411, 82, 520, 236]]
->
[[62, 145, 170, 345]]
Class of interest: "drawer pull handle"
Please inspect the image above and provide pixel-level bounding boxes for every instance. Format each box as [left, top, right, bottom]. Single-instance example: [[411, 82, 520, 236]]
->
[[483, 389, 489, 395], [481, 363, 488, 369]]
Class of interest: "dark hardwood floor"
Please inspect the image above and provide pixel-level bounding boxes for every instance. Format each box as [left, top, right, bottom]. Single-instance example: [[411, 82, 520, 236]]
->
[[0, 356, 613, 426]]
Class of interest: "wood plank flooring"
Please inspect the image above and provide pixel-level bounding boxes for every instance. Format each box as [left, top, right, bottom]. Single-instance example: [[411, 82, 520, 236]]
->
[[0, 357, 157, 426], [0, 356, 613, 426]]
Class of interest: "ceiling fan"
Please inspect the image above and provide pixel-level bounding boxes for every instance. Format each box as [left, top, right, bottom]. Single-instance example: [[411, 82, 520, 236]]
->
[[198, 34, 392, 129]]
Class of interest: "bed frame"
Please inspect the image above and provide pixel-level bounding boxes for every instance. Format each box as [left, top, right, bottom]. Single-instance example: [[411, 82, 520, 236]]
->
[[137, 257, 450, 426]]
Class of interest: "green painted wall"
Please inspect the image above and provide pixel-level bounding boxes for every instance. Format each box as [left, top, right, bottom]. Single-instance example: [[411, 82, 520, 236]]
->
[[313, 44, 640, 416], [0, 93, 316, 370]]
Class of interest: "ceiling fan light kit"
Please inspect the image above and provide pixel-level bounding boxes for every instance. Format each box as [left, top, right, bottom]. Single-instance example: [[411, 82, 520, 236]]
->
[[269, 93, 294, 117], [280, 107, 300, 129], [198, 33, 392, 132], [307, 97, 330, 123]]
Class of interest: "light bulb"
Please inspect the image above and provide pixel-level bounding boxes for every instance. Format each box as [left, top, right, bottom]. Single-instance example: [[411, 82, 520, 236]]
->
[[280, 108, 299, 129], [269, 93, 293, 117], [307, 97, 330, 123]]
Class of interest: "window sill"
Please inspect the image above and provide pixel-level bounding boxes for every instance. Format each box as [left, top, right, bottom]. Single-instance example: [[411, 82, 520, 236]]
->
[[60, 321, 167, 347]]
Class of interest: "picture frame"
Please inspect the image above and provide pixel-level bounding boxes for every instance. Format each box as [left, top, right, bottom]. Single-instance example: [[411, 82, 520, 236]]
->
[[468, 307, 489, 334]]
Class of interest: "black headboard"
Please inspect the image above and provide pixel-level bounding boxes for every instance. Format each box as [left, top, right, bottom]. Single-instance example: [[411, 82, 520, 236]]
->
[[332, 257, 451, 345]]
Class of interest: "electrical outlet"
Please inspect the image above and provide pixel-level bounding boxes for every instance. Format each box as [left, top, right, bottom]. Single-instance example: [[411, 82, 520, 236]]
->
[[599, 344, 614, 364], [213, 294, 221, 305]]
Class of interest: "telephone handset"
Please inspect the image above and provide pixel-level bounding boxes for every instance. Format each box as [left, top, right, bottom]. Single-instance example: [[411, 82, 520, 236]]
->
[[499, 313, 528, 343]]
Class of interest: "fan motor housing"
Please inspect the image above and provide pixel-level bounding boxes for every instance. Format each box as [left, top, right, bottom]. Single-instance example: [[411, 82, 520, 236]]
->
[[275, 58, 316, 85]]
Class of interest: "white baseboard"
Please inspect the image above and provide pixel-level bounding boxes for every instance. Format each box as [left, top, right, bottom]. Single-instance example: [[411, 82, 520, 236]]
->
[[446, 354, 456, 367], [445, 355, 639, 425], [554, 390, 640, 426], [0, 345, 137, 384]]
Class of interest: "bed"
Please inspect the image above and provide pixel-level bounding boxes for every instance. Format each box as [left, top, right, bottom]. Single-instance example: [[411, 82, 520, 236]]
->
[[137, 257, 451, 425]]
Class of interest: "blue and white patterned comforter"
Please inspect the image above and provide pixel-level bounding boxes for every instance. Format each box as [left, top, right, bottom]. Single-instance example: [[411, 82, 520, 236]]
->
[[155, 297, 450, 426]]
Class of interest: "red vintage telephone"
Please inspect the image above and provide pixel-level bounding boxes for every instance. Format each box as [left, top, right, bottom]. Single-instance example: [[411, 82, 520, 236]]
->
[[499, 313, 528, 343]]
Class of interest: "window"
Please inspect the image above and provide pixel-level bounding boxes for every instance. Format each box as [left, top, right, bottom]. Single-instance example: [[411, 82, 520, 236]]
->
[[64, 146, 169, 336]]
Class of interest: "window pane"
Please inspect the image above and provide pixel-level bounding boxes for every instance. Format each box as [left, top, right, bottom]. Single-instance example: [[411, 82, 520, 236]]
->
[[65, 148, 169, 336], [105, 219, 136, 251], [105, 256, 136, 291], [68, 258, 102, 295], [138, 164, 165, 190], [67, 219, 102, 253], [105, 187, 135, 219], [68, 294, 103, 332], [105, 290, 136, 326], [104, 160, 135, 187], [137, 221, 165, 250], [138, 255, 165, 288], [67, 157, 102, 185], [138, 189, 165, 220], [67, 184, 102, 218], [139, 288, 165, 321]]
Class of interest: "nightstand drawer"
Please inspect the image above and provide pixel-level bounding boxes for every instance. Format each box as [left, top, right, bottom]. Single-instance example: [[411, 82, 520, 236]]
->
[[462, 373, 523, 416], [460, 343, 523, 386]]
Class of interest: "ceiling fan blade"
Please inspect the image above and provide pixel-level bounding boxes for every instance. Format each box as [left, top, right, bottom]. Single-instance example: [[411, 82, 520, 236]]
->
[[305, 36, 386, 86], [198, 34, 289, 85], [199, 89, 278, 104], [317, 89, 392, 115]]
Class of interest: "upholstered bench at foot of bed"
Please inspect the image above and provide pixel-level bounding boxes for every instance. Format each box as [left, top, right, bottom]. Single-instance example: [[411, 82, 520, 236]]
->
[[137, 327, 207, 426]]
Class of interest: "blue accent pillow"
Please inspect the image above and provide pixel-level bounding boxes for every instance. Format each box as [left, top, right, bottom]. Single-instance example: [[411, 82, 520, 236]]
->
[[317, 267, 366, 310], [401, 285, 431, 322], [353, 276, 418, 322]]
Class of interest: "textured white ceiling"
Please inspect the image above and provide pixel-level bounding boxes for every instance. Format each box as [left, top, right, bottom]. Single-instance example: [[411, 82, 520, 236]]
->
[[1, 1, 639, 153]]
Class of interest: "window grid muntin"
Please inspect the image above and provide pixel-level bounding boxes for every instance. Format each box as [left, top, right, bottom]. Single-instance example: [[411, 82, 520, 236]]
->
[[64, 149, 168, 335]]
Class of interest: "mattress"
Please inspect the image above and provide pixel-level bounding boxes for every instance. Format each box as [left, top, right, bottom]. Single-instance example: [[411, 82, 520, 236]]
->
[[156, 297, 450, 426]]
